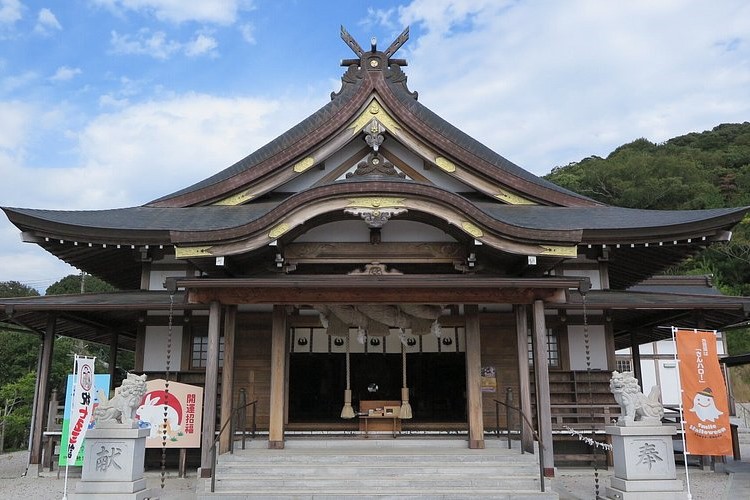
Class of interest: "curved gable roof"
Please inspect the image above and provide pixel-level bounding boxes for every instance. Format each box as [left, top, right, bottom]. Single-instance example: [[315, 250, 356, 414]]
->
[[147, 38, 599, 209]]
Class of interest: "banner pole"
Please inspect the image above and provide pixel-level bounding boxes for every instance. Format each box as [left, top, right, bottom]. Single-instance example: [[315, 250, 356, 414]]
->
[[62, 355, 77, 500], [672, 327, 692, 500]]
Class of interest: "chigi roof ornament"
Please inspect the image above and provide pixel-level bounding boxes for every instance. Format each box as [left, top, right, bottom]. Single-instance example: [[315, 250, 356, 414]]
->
[[334, 25, 417, 101], [340, 25, 409, 68]]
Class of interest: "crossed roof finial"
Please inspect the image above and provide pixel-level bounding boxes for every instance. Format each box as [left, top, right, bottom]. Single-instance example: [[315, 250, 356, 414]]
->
[[340, 25, 409, 62]]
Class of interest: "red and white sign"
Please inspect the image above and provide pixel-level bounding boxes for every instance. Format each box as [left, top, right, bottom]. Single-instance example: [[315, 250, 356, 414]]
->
[[136, 379, 203, 448], [66, 355, 95, 462], [675, 328, 732, 456]]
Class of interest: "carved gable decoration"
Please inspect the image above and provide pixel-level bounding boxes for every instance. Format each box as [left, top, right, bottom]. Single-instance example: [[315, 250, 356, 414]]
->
[[347, 153, 405, 180]]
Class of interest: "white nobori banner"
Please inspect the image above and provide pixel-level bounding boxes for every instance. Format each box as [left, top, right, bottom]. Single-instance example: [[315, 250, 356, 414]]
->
[[65, 355, 96, 464]]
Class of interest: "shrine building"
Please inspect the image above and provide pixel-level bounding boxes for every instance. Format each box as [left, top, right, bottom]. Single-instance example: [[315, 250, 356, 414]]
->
[[2, 28, 750, 476]]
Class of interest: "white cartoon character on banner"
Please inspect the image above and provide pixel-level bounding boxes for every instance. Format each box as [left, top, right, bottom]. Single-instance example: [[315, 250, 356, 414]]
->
[[690, 387, 724, 422], [136, 390, 183, 439]]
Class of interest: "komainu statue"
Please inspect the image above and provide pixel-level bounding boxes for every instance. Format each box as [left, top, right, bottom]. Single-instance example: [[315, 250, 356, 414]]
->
[[609, 370, 664, 425], [94, 373, 147, 427]]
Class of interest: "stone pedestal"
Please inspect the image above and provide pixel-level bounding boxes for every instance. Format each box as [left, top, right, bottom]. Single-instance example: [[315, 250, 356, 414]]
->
[[605, 424, 686, 500], [74, 426, 156, 499]]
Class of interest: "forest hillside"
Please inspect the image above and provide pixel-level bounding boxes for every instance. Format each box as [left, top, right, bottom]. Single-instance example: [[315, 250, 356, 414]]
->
[[545, 122, 750, 399]]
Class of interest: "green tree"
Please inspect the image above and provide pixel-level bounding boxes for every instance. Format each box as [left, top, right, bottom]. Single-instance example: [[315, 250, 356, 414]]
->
[[0, 281, 40, 298], [45, 273, 116, 295], [0, 372, 35, 452]]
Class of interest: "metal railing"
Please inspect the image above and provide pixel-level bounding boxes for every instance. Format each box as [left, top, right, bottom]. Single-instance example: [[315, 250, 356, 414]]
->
[[729, 394, 750, 428], [493, 388, 547, 493], [209, 391, 258, 493]]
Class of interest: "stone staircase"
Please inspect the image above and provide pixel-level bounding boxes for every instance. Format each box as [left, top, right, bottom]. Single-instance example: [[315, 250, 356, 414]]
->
[[198, 438, 557, 499]]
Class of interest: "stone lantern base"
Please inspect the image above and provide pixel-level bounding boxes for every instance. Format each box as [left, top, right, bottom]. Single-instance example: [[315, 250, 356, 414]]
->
[[605, 424, 686, 500], [74, 426, 156, 499]]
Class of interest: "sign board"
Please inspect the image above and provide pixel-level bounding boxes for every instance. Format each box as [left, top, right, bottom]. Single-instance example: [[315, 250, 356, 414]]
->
[[481, 366, 497, 393], [58, 372, 110, 466], [675, 328, 732, 456], [136, 379, 203, 448]]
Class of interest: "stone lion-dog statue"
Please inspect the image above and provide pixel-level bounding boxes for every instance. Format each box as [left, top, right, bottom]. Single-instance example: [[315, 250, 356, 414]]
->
[[94, 373, 148, 427], [609, 370, 664, 425]]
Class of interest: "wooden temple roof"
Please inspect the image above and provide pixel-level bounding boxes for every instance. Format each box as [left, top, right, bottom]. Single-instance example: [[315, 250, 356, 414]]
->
[[0, 291, 199, 350]]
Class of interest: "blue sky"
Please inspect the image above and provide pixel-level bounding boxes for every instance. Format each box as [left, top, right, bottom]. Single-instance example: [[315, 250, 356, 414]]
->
[[1, 0, 749, 292]]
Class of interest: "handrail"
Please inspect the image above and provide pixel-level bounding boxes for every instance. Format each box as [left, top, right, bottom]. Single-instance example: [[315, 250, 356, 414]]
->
[[729, 394, 750, 428], [493, 388, 547, 493], [209, 398, 258, 493]]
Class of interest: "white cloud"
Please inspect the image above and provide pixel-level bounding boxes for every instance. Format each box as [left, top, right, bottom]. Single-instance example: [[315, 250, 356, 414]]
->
[[0, 0, 22, 26], [70, 92, 322, 208], [34, 7, 62, 35], [185, 32, 218, 57], [92, 0, 249, 25], [1, 71, 37, 93], [111, 29, 222, 59], [360, 7, 398, 31], [50, 66, 82, 82], [110, 29, 181, 59], [0, 100, 33, 152], [397, 0, 750, 173], [239, 22, 254, 44]]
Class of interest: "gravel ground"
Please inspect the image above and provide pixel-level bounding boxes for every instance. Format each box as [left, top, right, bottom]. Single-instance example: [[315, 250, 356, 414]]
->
[[550, 466, 729, 499], [0, 451, 197, 500], [0, 447, 741, 499]]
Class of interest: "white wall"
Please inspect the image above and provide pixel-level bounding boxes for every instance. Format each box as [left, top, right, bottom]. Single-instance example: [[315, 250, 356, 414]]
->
[[561, 268, 602, 290], [567, 324, 608, 370], [148, 268, 189, 291], [143, 325, 183, 371], [656, 359, 681, 406]]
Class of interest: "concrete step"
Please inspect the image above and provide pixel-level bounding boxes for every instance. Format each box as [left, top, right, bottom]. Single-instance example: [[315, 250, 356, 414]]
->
[[213, 477, 543, 491], [198, 488, 558, 499], [199, 439, 555, 499]]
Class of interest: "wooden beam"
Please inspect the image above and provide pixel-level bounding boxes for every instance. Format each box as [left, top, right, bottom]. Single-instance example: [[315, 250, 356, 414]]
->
[[30, 314, 56, 465], [464, 305, 484, 449], [268, 305, 287, 448], [188, 287, 563, 305], [532, 300, 555, 476], [284, 242, 466, 264], [199, 301, 221, 477], [514, 305, 534, 453], [219, 305, 237, 454]]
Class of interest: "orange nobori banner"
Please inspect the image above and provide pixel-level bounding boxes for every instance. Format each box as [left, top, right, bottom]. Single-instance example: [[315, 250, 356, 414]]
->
[[675, 328, 732, 456]]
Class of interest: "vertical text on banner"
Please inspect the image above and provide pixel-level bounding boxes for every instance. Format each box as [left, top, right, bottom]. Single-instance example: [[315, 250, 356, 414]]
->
[[66, 355, 96, 464], [675, 329, 731, 456]]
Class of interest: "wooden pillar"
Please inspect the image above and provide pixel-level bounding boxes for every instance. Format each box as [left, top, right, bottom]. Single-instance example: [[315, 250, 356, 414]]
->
[[630, 330, 643, 384], [464, 304, 484, 449], [532, 300, 555, 476], [108, 331, 118, 383], [134, 320, 146, 371], [219, 305, 237, 454], [268, 305, 288, 449], [199, 301, 222, 476], [515, 305, 534, 453], [30, 314, 56, 465]]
